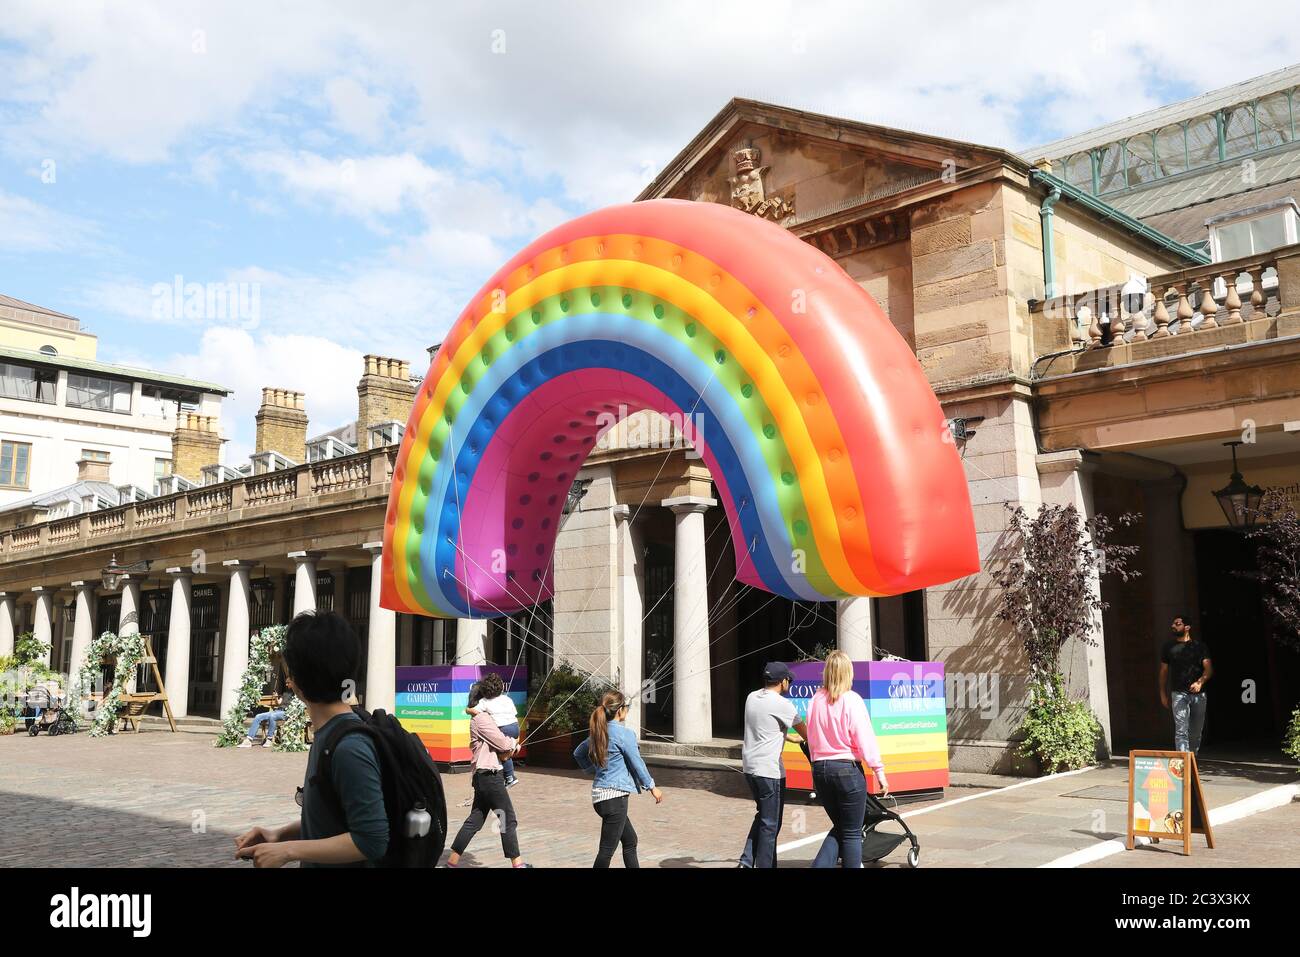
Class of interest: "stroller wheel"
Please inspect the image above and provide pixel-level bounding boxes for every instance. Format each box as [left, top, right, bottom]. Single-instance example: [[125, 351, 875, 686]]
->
[[907, 845, 920, 868]]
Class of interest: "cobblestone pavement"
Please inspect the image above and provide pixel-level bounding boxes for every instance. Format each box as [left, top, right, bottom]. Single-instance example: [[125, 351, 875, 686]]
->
[[1, 731, 1294, 868]]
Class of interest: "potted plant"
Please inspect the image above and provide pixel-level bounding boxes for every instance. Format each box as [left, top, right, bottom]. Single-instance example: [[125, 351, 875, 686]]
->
[[995, 503, 1139, 774], [521, 662, 612, 768]]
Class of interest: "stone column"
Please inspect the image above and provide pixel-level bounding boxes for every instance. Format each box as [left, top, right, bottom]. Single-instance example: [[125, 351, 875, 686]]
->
[[164, 568, 193, 718], [68, 582, 96, 687], [289, 551, 321, 617], [1037, 450, 1112, 753], [663, 495, 716, 744], [0, 593, 15, 659], [613, 505, 644, 735], [118, 576, 142, 692], [363, 542, 396, 713], [455, 618, 488, 665], [30, 586, 54, 666], [219, 561, 253, 720], [836, 597, 875, 661]]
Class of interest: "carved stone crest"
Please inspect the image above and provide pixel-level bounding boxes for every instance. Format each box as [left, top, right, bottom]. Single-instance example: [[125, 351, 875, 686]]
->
[[729, 146, 793, 221]]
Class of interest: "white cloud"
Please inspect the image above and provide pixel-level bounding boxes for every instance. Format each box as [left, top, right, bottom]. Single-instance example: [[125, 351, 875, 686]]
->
[[76, 259, 463, 362], [128, 327, 368, 464], [0, 190, 100, 253], [325, 76, 391, 142], [6, 1, 1297, 204], [238, 150, 443, 221]]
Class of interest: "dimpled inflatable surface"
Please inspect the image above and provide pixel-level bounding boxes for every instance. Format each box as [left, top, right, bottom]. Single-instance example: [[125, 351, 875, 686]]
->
[[381, 199, 978, 618]]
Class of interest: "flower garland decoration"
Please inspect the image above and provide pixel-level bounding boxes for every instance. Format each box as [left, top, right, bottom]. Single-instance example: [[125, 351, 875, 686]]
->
[[273, 694, 309, 753], [215, 624, 306, 750], [73, 630, 146, 737]]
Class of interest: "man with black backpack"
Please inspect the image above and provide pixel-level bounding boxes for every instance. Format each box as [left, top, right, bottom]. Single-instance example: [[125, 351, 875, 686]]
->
[[234, 611, 447, 868]]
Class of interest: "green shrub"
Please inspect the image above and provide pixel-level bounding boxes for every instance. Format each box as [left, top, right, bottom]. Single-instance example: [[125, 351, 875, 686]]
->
[[526, 662, 613, 735], [1017, 674, 1103, 774], [12, 632, 49, 667], [1284, 704, 1300, 763]]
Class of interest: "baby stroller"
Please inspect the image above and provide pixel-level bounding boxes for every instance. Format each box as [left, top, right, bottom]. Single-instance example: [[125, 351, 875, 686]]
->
[[24, 685, 78, 736], [801, 740, 920, 868]]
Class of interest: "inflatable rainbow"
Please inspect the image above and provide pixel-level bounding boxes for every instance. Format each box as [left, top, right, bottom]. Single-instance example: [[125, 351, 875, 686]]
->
[[382, 199, 978, 618]]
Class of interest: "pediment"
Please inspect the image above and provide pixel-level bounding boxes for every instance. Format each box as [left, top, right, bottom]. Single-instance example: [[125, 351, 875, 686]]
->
[[639, 99, 1010, 227]]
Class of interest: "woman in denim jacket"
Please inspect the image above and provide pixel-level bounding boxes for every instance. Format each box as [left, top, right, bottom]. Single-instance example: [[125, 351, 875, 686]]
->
[[573, 690, 664, 867]]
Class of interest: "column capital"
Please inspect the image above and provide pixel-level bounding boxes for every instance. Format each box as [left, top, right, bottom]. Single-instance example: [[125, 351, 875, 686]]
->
[[30, 585, 54, 594], [662, 495, 717, 515], [1035, 450, 1094, 475], [611, 504, 631, 521], [222, 559, 255, 571], [361, 541, 384, 554], [288, 550, 323, 563], [165, 566, 191, 578], [70, 580, 95, 590]]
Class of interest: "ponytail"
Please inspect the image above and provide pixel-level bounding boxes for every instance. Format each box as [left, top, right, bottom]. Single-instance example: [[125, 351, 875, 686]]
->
[[587, 690, 627, 768]]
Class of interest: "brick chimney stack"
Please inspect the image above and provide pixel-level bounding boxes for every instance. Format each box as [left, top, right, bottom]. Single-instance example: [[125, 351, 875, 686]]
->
[[171, 413, 223, 483], [255, 387, 308, 462], [356, 355, 416, 450]]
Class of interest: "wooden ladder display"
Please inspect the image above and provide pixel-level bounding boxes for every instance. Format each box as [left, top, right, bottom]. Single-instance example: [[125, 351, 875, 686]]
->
[[115, 633, 178, 733]]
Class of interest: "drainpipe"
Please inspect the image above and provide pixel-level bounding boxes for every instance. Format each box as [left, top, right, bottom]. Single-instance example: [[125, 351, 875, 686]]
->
[[1039, 182, 1062, 301]]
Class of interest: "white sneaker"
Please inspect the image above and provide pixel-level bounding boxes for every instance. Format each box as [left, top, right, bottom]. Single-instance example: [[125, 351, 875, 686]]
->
[[262, 738, 275, 748], [237, 738, 254, 748]]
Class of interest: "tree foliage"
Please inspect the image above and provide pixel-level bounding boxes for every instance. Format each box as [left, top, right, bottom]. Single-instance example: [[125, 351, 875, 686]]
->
[[994, 502, 1140, 682], [1244, 490, 1300, 655]]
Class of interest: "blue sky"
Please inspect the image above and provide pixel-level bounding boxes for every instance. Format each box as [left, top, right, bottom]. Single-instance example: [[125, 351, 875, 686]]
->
[[2, 0, 1296, 459]]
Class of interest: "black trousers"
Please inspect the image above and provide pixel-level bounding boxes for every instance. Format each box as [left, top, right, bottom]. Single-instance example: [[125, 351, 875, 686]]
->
[[451, 770, 520, 859], [593, 795, 639, 868]]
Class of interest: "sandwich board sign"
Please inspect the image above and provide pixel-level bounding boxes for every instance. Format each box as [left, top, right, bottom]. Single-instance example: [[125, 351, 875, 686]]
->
[[1126, 750, 1214, 856]]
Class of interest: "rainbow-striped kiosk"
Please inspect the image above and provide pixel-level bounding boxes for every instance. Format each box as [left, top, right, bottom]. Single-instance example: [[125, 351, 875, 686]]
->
[[395, 664, 526, 767], [379, 199, 978, 618], [781, 660, 948, 796]]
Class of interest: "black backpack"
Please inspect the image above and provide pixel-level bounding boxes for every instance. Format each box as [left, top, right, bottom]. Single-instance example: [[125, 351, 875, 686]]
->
[[315, 708, 448, 867]]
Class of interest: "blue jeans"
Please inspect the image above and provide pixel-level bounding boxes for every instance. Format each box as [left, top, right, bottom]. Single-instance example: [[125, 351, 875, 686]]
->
[[739, 773, 785, 867], [499, 722, 519, 780], [248, 710, 286, 741], [812, 760, 867, 868], [1171, 691, 1207, 754]]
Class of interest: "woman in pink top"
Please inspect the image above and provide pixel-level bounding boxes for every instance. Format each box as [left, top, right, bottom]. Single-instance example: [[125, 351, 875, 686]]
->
[[806, 650, 888, 868]]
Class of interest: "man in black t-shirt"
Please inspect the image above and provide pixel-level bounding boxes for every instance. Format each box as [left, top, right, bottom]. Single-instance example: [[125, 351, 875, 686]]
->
[[1159, 615, 1213, 755]]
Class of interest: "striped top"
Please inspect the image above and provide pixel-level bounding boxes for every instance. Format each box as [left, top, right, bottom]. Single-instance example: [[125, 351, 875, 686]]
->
[[592, 785, 627, 805]]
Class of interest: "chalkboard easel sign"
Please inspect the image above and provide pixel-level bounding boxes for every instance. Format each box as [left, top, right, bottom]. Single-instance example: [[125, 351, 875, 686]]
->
[[1126, 750, 1215, 856]]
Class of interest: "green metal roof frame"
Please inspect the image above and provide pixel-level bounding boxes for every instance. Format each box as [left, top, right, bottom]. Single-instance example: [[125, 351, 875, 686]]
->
[[0, 345, 231, 396], [1030, 168, 1211, 266]]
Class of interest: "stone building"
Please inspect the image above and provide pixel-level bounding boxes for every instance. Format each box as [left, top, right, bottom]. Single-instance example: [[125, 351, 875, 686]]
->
[[3, 68, 1299, 769]]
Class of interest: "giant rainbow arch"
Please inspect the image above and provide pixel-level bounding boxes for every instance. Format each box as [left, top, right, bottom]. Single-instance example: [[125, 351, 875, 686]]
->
[[381, 199, 978, 618]]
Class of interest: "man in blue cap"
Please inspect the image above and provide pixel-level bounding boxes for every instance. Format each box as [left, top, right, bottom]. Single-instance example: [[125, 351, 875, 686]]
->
[[738, 661, 808, 867]]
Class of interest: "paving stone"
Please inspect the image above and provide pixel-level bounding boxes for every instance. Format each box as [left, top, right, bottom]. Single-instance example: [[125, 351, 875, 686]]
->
[[0, 733, 1294, 868]]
